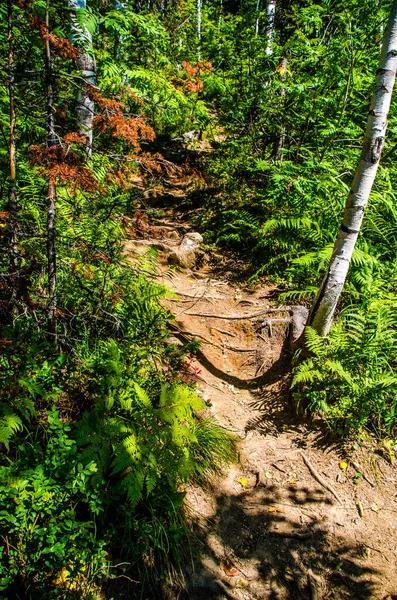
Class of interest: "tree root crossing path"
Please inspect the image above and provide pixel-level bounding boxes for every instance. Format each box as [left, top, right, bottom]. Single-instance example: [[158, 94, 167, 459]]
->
[[125, 225, 397, 600]]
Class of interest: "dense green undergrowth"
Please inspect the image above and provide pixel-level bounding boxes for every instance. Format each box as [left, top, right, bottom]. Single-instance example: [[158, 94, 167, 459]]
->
[[0, 274, 236, 597]]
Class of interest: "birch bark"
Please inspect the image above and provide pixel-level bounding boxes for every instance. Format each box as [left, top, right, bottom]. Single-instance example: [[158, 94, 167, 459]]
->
[[255, 0, 260, 37], [197, 0, 202, 61], [7, 0, 18, 276], [308, 0, 397, 337], [69, 0, 96, 152], [265, 0, 276, 55], [44, 0, 57, 339]]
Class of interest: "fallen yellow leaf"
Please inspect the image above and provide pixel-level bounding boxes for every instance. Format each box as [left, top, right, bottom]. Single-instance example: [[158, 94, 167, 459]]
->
[[238, 477, 248, 487], [54, 567, 70, 586]]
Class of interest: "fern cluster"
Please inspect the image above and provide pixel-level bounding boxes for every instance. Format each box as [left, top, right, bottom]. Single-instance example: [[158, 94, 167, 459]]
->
[[292, 302, 397, 437], [76, 354, 236, 507]]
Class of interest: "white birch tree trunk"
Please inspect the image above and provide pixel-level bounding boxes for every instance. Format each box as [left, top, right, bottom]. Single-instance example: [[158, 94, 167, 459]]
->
[[7, 0, 18, 277], [274, 56, 287, 160], [197, 0, 202, 61], [69, 0, 96, 152], [44, 0, 57, 339], [308, 0, 397, 337], [255, 0, 260, 37], [265, 0, 276, 55]]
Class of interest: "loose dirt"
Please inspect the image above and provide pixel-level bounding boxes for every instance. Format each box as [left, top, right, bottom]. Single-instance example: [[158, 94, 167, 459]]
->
[[125, 212, 397, 600]]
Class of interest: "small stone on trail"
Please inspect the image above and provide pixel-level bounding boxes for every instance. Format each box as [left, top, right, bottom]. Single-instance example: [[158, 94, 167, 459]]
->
[[168, 232, 203, 268]]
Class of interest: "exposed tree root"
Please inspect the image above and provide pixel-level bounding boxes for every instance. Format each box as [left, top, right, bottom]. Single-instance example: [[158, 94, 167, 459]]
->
[[301, 453, 343, 505], [184, 307, 292, 320]]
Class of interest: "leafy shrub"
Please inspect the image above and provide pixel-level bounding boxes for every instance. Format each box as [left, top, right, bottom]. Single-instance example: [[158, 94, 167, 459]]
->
[[0, 408, 108, 599]]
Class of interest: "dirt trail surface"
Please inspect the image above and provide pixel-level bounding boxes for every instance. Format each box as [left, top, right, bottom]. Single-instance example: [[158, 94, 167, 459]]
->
[[125, 220, 397, 600]]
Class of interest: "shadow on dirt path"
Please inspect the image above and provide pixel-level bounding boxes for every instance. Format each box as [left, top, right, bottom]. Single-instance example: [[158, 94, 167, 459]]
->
[[183, 484, 382, 600]]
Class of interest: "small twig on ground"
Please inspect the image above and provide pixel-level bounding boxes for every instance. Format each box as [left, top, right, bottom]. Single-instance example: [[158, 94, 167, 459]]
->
[[272, 462, 287, 473], [260, 317, 292, 337], [350, 460, 375, 487], [307, 569, 320, 600], [224, 344, 257, 352], [275, 531, 313, 539], [215, 579, 248, 600], [235, 299, 257, 306], [184, 307, 292, 320], [301, 453, 343, 505], [177, 284, 211, 316], [212, 327, 236, 337], [166, 297, 205, 303], [255, 359, 268, 376], [365, 544, 390, 563]]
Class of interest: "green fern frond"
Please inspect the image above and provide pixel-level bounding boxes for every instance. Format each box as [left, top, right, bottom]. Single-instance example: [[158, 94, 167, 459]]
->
[[304, 326, 326, 356], [291, 360, 324, 387], [133, 382, 152, 407], [0, 408, 23, 451]]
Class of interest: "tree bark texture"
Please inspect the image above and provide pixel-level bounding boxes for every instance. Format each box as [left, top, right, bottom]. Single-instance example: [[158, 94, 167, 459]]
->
[[69, 0, 96, 151], [265, 0, 276, 55], [45, 1, 57, 339], [197, 0, 202, 61], [273, 55, 287, 161], [7, 0, 18, 276], [308, 0, 397, 336]]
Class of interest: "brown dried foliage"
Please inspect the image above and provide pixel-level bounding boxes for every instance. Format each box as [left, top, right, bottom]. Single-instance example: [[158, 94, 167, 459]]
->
[[181, 60, 212, 93], [30, 17, 78, 60], [28, 144, 98, 192], [64, 132, 85, 145], [86, 85, 155, 153]]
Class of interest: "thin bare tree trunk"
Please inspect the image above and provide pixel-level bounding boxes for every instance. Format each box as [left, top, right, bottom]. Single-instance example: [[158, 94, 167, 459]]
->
[[44, 0, 57, 339], [7, 0, 18, 277], [308, 0, 397, 337], [273, 56, 287, 161], [265, 0, 276, 55], [255, 0, 260, 37], [197, 0, 202, 61], [69, 0, 96, 153]]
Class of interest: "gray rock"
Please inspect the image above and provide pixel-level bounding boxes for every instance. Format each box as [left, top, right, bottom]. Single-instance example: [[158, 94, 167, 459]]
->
[[168, 232, 203, 269]]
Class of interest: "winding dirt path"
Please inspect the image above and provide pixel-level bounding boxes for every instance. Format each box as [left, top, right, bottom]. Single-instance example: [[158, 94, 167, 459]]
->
[[125, 218, 397, 599]]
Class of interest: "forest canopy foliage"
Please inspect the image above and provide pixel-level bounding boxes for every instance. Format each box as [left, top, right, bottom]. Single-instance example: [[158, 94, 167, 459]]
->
[[1, 0, 397, 596]]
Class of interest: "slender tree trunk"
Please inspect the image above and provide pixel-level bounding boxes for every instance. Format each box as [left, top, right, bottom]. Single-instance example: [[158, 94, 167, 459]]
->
[[273, 55, 287, 161], [44, 1, 57, 339], [114, 0, 126, 60], [308, 0, 397, 337], [255, 0, 260, 37], [218, 0, 223, 30], [69, 0, 96, 153], [7, 0, 18, 277], [265, 0, 276, 55], [197, 0, 202, 61]]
